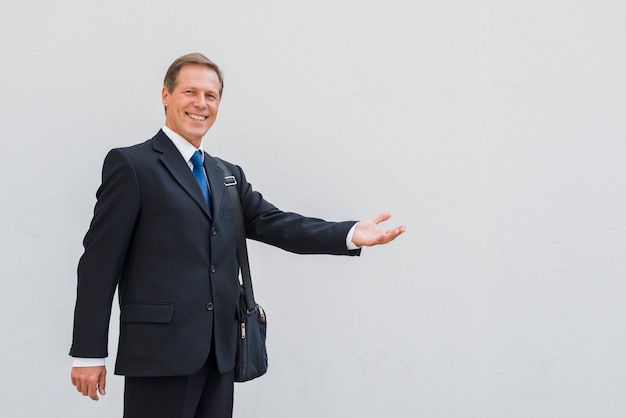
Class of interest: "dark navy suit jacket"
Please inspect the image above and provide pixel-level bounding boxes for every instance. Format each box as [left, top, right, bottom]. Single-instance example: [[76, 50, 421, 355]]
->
[[70, 130, 359, 377]]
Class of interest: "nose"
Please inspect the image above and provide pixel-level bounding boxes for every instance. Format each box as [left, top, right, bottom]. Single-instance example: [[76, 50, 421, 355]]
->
[[194, 95, 208, 108]]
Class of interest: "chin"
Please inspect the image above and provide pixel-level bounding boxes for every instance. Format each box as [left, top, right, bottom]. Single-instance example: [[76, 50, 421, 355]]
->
[[186, 129, 208, 140]]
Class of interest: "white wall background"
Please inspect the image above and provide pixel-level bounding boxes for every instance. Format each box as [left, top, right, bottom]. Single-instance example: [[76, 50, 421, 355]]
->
[[1, 1, 625, 417]]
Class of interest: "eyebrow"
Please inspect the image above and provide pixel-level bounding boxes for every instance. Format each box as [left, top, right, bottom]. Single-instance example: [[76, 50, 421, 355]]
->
[[180, 85, 218, 94]]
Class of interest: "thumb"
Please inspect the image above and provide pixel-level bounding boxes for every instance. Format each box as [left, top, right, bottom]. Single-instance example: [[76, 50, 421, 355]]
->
[[372, 212, 391, 225], [98, 372, 107, 396]]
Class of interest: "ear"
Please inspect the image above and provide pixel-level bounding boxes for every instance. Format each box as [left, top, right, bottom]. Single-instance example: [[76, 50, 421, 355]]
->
[[162, 86, 169, 107]]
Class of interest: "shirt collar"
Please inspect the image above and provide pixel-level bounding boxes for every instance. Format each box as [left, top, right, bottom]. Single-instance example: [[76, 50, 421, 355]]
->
[[161, 125, 204, 164]]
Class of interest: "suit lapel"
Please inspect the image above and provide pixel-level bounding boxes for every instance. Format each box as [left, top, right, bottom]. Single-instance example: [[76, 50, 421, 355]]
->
[[152, 131, 212, 219]]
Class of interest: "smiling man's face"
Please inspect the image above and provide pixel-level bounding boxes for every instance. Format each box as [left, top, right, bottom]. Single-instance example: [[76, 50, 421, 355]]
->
[[162, 64, 221, 147]]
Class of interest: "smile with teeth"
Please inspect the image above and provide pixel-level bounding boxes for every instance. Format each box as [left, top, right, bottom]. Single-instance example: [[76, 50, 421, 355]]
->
[[187, 113, 208, 121]]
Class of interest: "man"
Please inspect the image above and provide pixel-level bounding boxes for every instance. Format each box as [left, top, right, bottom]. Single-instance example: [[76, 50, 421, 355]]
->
[[70, 52, 406, 418]]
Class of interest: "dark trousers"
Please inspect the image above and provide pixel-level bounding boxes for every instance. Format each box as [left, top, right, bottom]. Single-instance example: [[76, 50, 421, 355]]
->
[[123, 350, 234, 418]]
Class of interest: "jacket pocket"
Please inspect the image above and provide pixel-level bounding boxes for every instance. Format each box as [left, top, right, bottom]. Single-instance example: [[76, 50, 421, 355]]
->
[[121, 303, 174, 323], [222, 206, 234, 218]]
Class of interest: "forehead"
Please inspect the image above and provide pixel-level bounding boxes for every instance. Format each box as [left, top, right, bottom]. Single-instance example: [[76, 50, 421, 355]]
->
[[176, 64, 221, 90]]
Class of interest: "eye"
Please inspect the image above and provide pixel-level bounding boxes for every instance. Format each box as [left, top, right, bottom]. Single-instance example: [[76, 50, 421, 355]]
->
[[206, 93, 219, 101], [183, 90, 195, 96]]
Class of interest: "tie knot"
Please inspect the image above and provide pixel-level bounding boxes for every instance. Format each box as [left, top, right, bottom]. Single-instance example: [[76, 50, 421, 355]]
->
[[190, 151, 203, 168]]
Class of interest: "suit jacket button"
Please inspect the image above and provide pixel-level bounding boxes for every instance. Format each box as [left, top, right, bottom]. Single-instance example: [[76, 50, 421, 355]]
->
[[206, 303, 214, 311], [210, 265, 216, 273], [211, 227, 217, 236]]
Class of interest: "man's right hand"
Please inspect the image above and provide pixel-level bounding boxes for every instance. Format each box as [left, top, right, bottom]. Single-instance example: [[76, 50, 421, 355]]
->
[[71, 366, 107, 401]]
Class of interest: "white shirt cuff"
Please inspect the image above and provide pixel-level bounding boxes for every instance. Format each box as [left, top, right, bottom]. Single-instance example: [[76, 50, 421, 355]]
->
[[346, 222, 360, 250], [72, 357, 106, 367]]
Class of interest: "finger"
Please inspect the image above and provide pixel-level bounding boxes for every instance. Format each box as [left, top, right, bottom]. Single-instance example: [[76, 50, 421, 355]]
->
[[392, 226, 406, 237], [379, 227, 405, 244], [71, 369, 80, 387], [81, 380, 90, 396], [87, 382, 100, 401], [380, 231, 397, 244], [391, 226, 407, 236], [73, 377, 83, 393], [76, 374, 92, 397]]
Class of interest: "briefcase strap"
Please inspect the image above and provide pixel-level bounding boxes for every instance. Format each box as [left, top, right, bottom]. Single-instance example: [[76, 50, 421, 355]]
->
[[213, 157, 257, 313]]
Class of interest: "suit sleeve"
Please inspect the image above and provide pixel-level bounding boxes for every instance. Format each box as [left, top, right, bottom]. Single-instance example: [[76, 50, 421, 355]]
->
[[230, 163, 361, 256], [70, 149, 141, 358]]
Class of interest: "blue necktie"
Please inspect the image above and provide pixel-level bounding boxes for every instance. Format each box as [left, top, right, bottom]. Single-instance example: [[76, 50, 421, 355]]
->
[[190, 150, 210, 209]]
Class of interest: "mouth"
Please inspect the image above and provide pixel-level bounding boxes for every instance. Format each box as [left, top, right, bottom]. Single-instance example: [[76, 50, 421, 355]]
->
[[187, 112, 208, 121]]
